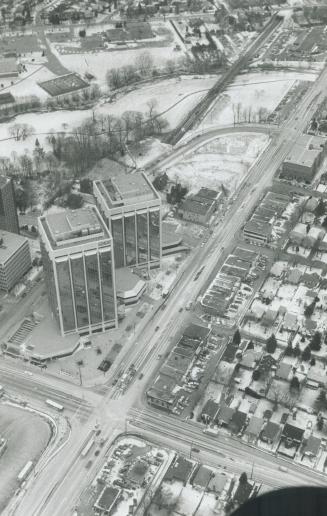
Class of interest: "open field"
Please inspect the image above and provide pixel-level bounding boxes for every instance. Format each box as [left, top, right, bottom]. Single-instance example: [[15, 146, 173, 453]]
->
[[0, 75, 217, 159], [0, 404, 51, 512], [200, 70, 317, 129], [165, 133, 269, 194]]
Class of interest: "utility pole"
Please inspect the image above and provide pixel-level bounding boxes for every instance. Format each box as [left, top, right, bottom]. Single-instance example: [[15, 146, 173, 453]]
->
[[250, 461, 254, 480]]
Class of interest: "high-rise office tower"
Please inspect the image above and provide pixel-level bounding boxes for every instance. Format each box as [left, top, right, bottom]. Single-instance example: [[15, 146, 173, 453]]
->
[[0, 176, 19, 234], [93, 172, 161, 269], [38, 206, 117, 337]]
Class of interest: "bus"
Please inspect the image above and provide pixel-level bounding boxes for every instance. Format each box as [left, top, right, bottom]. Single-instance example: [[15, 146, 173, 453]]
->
[[81, 438, 95, 458], [45, 399, 64, 412], [17, 461, 34, 483]]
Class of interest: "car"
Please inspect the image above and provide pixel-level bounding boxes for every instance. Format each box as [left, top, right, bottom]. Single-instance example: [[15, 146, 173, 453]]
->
[[278, 466, 288, 473], [138, 373, 144, 380], [306, 420, 313, 430], [155, 326, 160, 332]]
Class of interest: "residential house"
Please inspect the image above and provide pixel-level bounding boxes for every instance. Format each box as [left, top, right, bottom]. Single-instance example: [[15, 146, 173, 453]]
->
[[164, 456, 194, 485], [192, 466, 213, 490], [260, 421, 281, 445], [229, 410, 247, 435], [245, 416, 264, 443], [276, 362, 292, 381], [281, 423, 305, 449], [217, 404, 235, 427], [201, 399, 220, 424], [302, 435, 321, 459]]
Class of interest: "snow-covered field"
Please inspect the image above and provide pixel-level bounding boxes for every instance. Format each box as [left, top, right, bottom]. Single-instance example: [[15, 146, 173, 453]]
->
[[104, 75, 218, 129], [0, 64, 55, 99], [200, 70, 318, 129], [0, 75, 217, 159], [56, 20, 184, 88], [165, 133, 269, 193]]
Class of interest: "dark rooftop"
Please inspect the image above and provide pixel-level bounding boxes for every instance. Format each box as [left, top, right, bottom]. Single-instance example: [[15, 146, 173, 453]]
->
[[164, 456, 193, 483]]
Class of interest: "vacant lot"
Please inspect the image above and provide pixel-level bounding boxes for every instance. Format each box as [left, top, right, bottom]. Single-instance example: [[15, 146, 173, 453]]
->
[[166, 133, 269, 193], [0, 405, 51, 512], [200, 70, 317, 129]]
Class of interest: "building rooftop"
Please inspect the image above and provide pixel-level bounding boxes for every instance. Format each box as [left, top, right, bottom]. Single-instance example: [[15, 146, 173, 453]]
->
[[0, 230, 28, 265], [94, 486, 120, 513], [192, 466, 213, 489], [245, 416, 264, 436], [284, 134, 325, 168], [39, 206, 110, 250], [95, 172, 159, 209], [164, 456, 193, 483], [0, 57, 18, 75], [0, 34, 40, 55]]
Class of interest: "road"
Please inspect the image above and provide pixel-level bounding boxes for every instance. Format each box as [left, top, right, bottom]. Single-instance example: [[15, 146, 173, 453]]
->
[[128, 407, 326, 489], [6, 57, 327, 516], [0, 364, 96, 423]]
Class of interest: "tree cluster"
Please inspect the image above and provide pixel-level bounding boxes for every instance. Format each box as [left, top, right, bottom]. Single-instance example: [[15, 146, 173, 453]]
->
[[266, 334, 277, 354], [167, 183, 188, 205], [106, 52, 154, 90]]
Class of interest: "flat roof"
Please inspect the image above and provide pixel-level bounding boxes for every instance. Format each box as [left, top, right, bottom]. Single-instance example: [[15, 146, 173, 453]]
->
[[284, 134, 325, 168], [95, 172, 158, 209], [38, 73, 89, 97], [0, 34, 40, 54], [0, 230, 28, 265], [39, 206, 110, 250]]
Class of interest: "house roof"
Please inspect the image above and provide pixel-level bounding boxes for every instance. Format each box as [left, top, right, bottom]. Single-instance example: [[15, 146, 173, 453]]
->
[[259, 354, 277, 373], [208, 472, 227, 493], [261, 421, 280, 441], [201, 399, 219, 419], [307, 369, 327, 386], [218, 404, 235, 424], [164, 456, 193, 483], [276, 362, 292, 380], [287, 268, 302, 284], [303, 435, 321, 456], [262, 309, 278, 325], [283, 423, 305, 442], [230, 410, 247, 433], [183, 323, 210, 340], [245, 416, 264, 436], [283, 312, 298, 331], [192, 466, 213, 489], [240, 350, 262, 369]]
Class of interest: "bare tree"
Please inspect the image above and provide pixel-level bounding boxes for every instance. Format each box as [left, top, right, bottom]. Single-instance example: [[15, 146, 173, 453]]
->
[[136, 51, 154, 76]]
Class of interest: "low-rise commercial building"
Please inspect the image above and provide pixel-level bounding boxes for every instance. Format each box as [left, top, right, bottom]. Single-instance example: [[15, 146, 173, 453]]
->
[[0, 231, 31, 291], [280, 134, 326, 183], [179, 187, 221, 226], [243, 191, 290, 244]]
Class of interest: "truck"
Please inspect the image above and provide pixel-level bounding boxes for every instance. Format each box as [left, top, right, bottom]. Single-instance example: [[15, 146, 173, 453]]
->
[[17, 461, 34, 483], [45, 399, 64, 412], [81, 437, 95, 458], [0, 385, 4, 398]]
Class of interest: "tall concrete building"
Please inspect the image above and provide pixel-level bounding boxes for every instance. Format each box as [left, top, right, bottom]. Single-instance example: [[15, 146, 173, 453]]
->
[[0, 230, 31, 291], [0, 176, 19, 234], [38, 206, 117, 337], [93, 172, 161, 269]]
